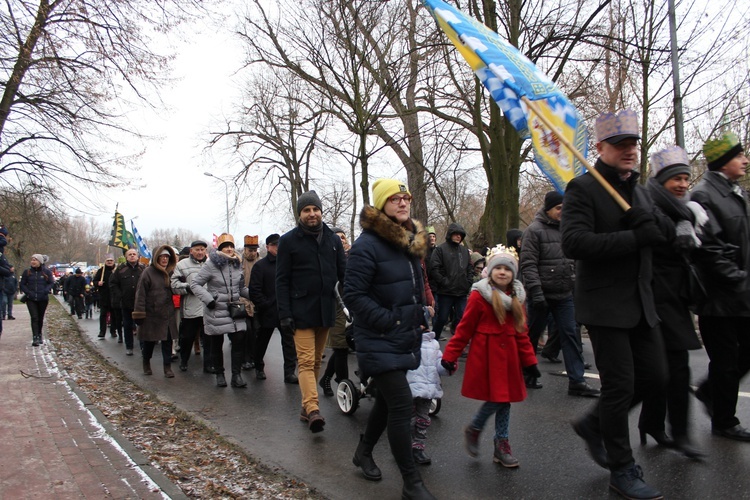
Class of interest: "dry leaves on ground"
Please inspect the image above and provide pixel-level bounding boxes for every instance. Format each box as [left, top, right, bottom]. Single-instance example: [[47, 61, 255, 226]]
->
[[45, 301, 325, 500]]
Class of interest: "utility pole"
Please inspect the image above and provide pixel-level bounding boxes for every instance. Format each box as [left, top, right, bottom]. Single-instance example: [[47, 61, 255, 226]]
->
[[668, 0, 685, 148]]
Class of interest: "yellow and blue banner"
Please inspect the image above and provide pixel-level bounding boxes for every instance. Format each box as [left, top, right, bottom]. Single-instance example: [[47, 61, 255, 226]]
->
[[422, 0, 588, 192]]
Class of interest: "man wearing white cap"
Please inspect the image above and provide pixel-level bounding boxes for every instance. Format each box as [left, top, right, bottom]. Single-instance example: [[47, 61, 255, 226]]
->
[[561, 109, 671, 500]]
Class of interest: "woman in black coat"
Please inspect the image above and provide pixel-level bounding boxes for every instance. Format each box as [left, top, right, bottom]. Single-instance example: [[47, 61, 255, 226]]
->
[[639, 146, 706, 459], [20, 254, 54, 346], [343, 179, 435, 500]]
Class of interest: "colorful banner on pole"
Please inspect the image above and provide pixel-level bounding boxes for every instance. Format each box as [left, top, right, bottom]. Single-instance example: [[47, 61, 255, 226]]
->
[[109, 211, 128, 250], [109, 210, 136, 251], [422, 0, 589, 192], [131, 220, 152, 260]]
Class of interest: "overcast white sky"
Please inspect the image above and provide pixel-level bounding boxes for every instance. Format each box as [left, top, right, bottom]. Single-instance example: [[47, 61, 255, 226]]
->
[[94, 17, 291, 248]]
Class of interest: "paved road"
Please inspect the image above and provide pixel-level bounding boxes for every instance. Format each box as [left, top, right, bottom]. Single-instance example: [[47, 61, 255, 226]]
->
[[71, 299, 750, 499]]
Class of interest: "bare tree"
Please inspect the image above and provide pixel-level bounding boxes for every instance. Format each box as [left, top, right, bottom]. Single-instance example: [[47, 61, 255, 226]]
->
[[146, 228, 203, 252], [210, 70, 329, 225], [0, 0, 208, 205], [235, 0, 436, 221]]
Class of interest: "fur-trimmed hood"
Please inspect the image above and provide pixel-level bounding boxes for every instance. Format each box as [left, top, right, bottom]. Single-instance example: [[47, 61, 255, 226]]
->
[[150, 245, 177, 284], [209, 248, 242, 269], [359, 205, 427, 260]]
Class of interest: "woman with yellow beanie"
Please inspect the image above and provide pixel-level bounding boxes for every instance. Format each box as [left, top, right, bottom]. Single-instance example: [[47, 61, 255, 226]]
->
[[344, 179, 436, 500]]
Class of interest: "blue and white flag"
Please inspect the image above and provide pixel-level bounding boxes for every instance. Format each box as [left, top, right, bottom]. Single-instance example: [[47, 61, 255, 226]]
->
[[422, 0, 589, 192], [130, 220, 152, 260]]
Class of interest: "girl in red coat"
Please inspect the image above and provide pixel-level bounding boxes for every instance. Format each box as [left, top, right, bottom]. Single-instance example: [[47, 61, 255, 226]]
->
[[442, 245, 539, 468]]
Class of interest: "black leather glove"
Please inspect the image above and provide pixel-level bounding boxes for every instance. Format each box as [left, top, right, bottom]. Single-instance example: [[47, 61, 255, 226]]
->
[[531, 296, 547, 311], [523, 364, 541, 379], [441, 359, 457, 375], [134, 317, 145, 326], [621, 207, 654, 228], [177, 275, 187, 283], [280, 317, 295, 332], [633, 222, 667, 247], [206, 300, 216, 310]]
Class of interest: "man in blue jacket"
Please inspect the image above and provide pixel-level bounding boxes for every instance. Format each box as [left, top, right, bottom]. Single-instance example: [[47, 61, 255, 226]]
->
[[276, 191, 346, 433]]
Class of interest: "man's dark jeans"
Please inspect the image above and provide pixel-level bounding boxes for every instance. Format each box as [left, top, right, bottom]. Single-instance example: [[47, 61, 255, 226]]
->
[[433, 294, 467, 338]]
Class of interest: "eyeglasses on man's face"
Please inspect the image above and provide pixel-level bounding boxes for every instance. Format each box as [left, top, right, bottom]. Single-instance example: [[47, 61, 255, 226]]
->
[[388, 195, 412, 205]]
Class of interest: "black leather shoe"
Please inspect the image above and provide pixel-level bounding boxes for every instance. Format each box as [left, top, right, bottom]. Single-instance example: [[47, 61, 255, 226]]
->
[[568, 382, 600, 397], [541, 352, 562, 363], [179, 364, 187, 372], [610, 464, 662, 500], [673, 436, 705, 460], [572, 418, 609, 469], [231, 373, 247, 388], [256, 370, 267, 380], [216, 373, 227, 387], [412, 448, 432, 465], [584, 362, 592, 370], [525, 375, 543, 389], [284, 374, 299, 384], [712, 424, 750, 441]]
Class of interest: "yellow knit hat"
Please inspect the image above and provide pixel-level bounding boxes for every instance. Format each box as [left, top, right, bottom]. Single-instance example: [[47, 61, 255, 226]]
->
[[372, 178, 410, 211]]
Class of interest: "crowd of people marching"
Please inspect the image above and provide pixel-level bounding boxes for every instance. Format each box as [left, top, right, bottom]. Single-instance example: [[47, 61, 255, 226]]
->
[[3, 108, 749, 500]]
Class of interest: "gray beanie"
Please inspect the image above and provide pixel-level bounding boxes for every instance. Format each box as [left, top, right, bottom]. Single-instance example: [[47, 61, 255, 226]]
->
[[297, 191, 322, 216], [486, 245, 518, 278], [31, 253, 46, 265]]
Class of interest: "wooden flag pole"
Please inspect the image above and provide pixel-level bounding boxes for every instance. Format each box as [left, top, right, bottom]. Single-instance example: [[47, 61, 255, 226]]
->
[[520, 96, 631, 212]]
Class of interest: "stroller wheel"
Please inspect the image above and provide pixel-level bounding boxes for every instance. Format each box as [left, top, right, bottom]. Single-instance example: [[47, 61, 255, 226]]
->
[[429, 398, 441, 416], [337, 379, 360, 415]]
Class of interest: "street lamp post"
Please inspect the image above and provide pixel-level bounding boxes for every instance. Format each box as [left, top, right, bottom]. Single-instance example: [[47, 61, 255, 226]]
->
[[204, 172, 230, 233]]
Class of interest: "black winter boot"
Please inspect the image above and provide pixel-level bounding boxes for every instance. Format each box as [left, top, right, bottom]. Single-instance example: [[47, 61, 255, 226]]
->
[[352, 434, 382, 481], [216, 373, 227, 387], [319, 375, 333, 397], [401, 472, 437, 500]]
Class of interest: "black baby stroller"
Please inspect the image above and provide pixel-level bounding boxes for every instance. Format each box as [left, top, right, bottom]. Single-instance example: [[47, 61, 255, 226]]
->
[[336, 371, 442, 416], [334, 291, 441, 415]]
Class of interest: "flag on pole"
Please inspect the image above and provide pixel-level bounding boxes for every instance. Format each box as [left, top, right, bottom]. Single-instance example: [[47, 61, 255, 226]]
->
[[109, 211, 130, 250], [422, 0, 589, 192], [212, 233, 218, 249], [131, 220, 152, 260]]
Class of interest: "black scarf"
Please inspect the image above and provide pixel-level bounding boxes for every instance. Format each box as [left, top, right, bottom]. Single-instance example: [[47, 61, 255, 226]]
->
[[646, 177, 692, 222], [298, 220, 323, 244]]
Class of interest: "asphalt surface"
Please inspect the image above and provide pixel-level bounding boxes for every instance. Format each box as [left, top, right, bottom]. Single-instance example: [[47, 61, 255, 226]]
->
[[71, 299, 750, 500]]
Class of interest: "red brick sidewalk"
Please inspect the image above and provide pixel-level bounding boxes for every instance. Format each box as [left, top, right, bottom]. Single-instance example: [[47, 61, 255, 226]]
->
[[0, 305, 186, 499]]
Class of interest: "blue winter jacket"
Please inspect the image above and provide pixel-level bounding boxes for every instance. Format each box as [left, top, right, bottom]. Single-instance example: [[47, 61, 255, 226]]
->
[[344, 206, 429, 378], [20, 265, 54, 301]]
